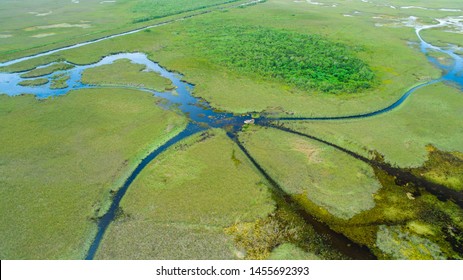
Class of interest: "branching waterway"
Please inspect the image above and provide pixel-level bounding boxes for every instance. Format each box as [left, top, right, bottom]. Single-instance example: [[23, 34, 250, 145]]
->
[[0, 11, 462, 260]]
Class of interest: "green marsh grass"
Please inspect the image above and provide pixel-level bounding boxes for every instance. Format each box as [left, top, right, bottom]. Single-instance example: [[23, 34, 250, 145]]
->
[[0, 89, 187, 259], [2, 0, 442, 117], [239, 126, 381, 219], [81, 59, 173, 92], [50, 73, 69, 89], [17, 77, 48, 87], [95, 130, 275, 259], [20, 62, 73, 78], [282, 82, 463, 167], [0, 0, 249, 62]]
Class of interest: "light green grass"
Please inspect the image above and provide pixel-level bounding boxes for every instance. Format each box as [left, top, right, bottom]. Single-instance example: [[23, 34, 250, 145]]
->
[[0, 89, 187, 259], [17, 77, 48, 87], [411, 147, 463, 192], [2, 0, 441, 117], [50, 73, 69, 89], [239, 126, 381, 219], [81, 59, 173, 91], [282, 82, 463, 167], [95, 129, 275, 259], [268, 243, 320, 260], [0, 0, 248, 62], [20, 62, 73, 78], [421, 28, 463, 48]]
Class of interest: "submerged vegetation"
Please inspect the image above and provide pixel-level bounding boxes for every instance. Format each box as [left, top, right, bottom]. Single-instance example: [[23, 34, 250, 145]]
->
[[191, 26, 376, 93], [281, 82, 463, 167]]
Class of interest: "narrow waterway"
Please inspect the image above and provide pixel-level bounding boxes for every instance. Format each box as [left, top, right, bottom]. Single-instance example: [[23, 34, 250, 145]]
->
[[0, 13, 461, 260]]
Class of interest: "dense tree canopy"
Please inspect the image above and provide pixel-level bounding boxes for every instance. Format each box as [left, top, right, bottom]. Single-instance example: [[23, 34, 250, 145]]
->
[[192, 26, 376, 94]]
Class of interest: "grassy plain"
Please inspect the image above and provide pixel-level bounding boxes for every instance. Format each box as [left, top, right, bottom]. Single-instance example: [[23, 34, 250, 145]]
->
[[50, 73, 69, 89], [0, 0, 248, 62], [239, 126, 381, 219], [2, 0, 444, 117], [81, 59, 173, 91], [0, 89, 187, 259], [268, 243, 320, 260], [421, 29, 463, 48], [95, 130, 276, 259], [1, 0, 462, 260], [17, 77, 48, 87], [20, 62, 73, 78], [281, 82, 463, 168]]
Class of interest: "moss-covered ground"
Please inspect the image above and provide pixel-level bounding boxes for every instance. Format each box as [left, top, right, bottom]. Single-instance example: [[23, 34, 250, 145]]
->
[[17, 77, 48, 87], [1, 0, 443, 117], [81, 58, 173, 92]]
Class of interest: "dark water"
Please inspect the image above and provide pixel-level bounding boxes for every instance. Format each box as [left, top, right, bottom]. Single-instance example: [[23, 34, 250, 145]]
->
[[0, 20, 462, 260]]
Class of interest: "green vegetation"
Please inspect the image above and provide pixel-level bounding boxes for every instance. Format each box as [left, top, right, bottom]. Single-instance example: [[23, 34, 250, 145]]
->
[[1, 0, 441, 117], [282, 82, 463, 167], [225, 207, 338, 260], [20, 62, 73, 78], [411, 146, 463, 192], [376, 225, 445, 260], [18, 77, 48, 87], [426, 50, 454, 66], [81, 59, 173, 92], [238, 124, 463, 259], [50, 73, 69, 89], [0, 0, 248, 62], [268, 243, 320, 260], [1, 0, 462, 260], [95, 130, 275, 259], [301, 165, 463, 259], [239, 126, 381, 219], [421, 28, 463, 48], [132, 0, 240, 23], [190, 25, 376, 93], [0, 89, 187, 259], [293, 165, 463, 259]]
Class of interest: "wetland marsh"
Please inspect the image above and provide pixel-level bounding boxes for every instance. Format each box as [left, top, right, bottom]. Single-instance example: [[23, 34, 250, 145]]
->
[[0, 0, 462, 260]]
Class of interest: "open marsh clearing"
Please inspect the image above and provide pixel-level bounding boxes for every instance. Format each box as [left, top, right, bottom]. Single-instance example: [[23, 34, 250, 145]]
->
[[0, 0, 462, 260]]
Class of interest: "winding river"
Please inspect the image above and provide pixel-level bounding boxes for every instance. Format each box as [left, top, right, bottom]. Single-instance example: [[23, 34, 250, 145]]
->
[[0, 9, 462, 260]]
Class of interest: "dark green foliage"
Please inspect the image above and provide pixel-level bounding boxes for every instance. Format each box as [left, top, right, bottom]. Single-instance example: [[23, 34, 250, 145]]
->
[[191, 26, 376, 93]]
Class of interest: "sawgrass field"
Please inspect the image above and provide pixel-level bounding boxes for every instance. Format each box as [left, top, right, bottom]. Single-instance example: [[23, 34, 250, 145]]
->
[[0, 0, 462, 259]]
